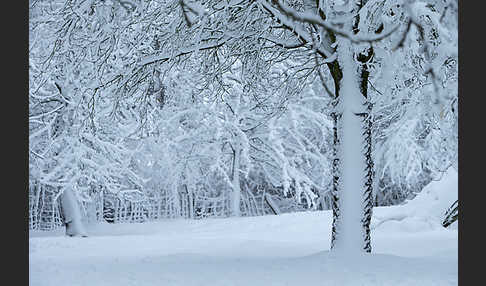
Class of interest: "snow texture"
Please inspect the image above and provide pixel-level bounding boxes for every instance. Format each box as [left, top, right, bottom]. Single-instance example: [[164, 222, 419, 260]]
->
[[30, 169, 457, 286]]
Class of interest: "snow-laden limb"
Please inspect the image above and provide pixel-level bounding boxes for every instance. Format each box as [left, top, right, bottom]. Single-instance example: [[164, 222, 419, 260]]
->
[[259, 0, 400, 43]]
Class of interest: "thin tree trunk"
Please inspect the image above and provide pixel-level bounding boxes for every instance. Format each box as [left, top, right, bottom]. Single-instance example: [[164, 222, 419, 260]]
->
[[33, 182, 42, 230], [357, 47, 374, 253], [231, 146, 241, 217], [327, 55, 343, 252]]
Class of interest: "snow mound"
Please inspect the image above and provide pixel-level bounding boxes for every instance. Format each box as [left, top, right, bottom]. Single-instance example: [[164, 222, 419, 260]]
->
[[405, 167, 458, 220], [372, 167, 458, 232]]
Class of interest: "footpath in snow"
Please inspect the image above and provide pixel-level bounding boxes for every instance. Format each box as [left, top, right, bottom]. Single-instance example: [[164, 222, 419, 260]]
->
[[30, 168, 458, 286]]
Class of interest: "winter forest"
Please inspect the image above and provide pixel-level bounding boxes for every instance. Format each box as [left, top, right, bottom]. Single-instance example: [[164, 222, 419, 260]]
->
[[29, 0, 458, 285]]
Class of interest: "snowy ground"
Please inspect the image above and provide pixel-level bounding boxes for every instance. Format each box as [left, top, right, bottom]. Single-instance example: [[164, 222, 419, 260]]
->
[[30, 170, 458, 286]]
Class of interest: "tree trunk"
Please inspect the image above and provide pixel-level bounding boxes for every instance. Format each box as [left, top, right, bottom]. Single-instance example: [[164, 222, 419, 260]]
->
[[329, 36, 373, 253], [231, 146, 241, 217], [60, 188, 87, 237], [358, 48, 374, 253]]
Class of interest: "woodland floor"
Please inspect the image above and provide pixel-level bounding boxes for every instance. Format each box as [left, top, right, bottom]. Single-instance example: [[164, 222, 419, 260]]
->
[[30, 209, 457, 286], [30, 168, 458, 286]]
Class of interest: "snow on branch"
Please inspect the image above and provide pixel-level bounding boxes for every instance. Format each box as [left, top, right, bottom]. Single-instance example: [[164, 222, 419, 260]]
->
[[259, 0, 401, 44]]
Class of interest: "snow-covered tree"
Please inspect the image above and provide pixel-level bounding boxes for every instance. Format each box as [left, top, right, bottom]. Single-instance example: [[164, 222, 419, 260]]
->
[[29, 0, 457, 254]]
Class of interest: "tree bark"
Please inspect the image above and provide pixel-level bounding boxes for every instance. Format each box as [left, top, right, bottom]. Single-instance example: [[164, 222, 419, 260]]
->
[[357, 47, 374, 253]]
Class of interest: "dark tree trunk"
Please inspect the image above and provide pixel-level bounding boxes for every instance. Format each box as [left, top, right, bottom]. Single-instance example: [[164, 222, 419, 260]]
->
[[327, 59, 343, 251], [315, 1, 375, 253], [326, 46, 374, 253], [357, 47, 374, 253]]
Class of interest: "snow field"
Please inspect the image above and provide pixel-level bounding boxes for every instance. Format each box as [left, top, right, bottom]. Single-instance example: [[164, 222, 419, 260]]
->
[[30, 169, 457, 286], [30, 211, 457, 286]]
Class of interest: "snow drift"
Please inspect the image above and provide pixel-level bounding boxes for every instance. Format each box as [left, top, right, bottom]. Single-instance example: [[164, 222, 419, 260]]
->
[[372, 167, 458, 233]]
